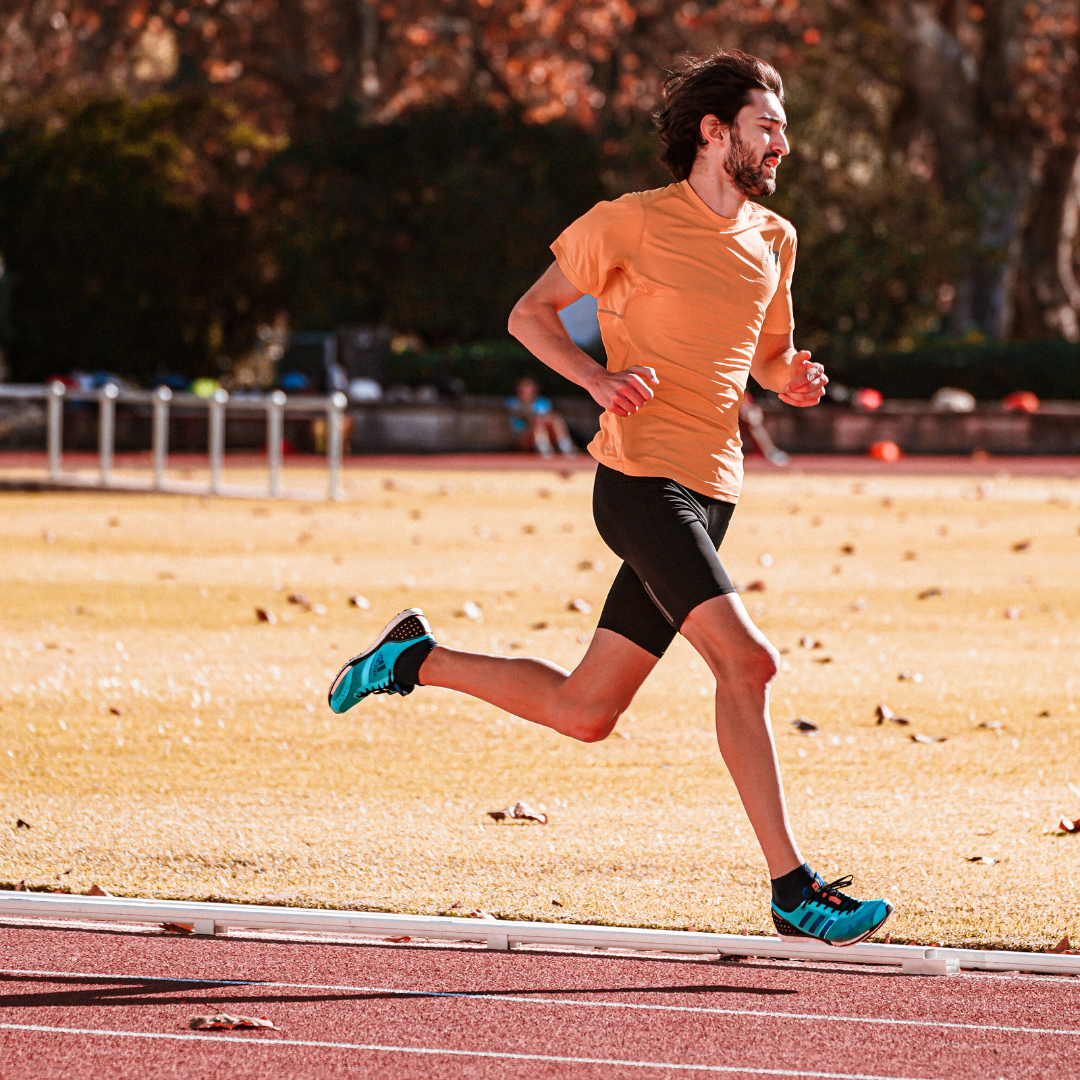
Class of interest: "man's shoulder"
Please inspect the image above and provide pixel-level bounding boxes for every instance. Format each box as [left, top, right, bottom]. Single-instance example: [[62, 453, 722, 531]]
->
[[746, 202, 797, 242]]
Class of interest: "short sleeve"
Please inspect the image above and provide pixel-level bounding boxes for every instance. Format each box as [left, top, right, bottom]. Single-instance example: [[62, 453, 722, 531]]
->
[[761, 229, 797, 335], [550, 194, 643, 298]]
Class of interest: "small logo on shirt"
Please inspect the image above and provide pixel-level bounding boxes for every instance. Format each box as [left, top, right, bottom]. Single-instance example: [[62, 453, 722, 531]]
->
[[765, 247, 780, 269]]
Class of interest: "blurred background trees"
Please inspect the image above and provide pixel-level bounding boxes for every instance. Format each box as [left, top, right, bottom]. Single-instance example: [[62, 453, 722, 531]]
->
[[1, 0, 1080, 389]]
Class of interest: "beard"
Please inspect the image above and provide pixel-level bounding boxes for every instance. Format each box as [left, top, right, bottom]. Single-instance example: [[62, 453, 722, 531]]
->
[[723, 129, 778, 198]]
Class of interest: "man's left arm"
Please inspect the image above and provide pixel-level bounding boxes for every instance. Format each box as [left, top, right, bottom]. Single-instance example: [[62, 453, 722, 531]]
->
[[750, 331, 827, 408]]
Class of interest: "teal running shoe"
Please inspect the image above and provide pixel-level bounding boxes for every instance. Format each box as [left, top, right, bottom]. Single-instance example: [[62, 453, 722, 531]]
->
[[771, 872, 893, 947], [328, 608, 435, 714]]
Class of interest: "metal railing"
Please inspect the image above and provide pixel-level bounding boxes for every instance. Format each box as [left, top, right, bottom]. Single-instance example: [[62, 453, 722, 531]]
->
[[1, 382, 349, 500]]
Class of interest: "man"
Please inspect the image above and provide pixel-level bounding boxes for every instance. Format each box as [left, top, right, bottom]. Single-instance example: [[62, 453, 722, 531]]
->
[[329, 50, 893, 947]]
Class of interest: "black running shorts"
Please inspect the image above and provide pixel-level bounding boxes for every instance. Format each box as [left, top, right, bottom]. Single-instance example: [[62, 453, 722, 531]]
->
[[592, 463, 737, 658]]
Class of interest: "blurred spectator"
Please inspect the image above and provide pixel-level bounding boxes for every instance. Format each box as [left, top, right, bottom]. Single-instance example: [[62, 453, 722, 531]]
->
[[930, 386, 976, 412], [506, 377, 575, 457], [1003, 390, 1040, 413]]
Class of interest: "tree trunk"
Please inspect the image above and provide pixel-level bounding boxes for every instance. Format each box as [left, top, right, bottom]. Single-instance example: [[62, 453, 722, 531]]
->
[[872, 0, 1039, 339], [1010, 145, 1080, 341]]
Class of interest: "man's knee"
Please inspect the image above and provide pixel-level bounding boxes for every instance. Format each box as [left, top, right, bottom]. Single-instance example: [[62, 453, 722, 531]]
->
[[709, 639, 779, 689], [557, 702, 620, 743]]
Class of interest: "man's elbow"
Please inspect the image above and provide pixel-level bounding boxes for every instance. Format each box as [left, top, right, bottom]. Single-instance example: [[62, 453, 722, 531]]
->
[[507, 299, 526, 341]]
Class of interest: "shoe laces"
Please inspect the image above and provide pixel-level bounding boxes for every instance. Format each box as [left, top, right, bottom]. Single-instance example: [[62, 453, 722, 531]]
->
[[811, 873, 860, 914]]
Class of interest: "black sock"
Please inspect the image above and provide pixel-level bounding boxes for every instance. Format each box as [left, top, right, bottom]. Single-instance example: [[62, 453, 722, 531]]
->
[[770, 862, 816, 912], [394, 639, 436, 688]]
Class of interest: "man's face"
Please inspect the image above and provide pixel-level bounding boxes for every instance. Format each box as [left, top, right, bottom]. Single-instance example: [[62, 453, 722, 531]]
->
[[723, 89, 789, 198]]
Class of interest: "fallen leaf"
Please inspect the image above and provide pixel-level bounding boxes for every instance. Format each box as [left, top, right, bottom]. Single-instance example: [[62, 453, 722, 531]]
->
[[255, 608, 277, 624], [532, 621, 549, 630], [1049, 934, 1071, 953], [551, 898, 563, 906], [15, 819, 31, 829], [903, 551, 917, 560], [189, 1013, 277, 1031], [85, 884, 110, 897], [469, 909, 497, 920], [791, 717, 818, 733], [742, 580, 767, 592], [898, 671, 923, 682], [577, 559, 605, 571], [569, 598, 592, 614], [799, 636, 815, 649], [911, 733, 947, 744], [309, 603, 327, 615], [348, 595, 371, 609], [978, 720, 1002, 731], [161, 922, 194, 934], [882, 933, 891, 944], [14, 880, 24, 891], [1012, 539, 1032, 552], [917, 587, 943, 600], [460, 600, 482, 620], [875, 703, 895, 724], [813, 656, 833, 664], [287, 593, 309, 605], [966, 855, 998, 865], [840, 544, 856, 555], [1004, 607, 1022, 620], [386, 935, 411, 943], [109, 707, 122, 716], [1058, 816, 1080, 834], [1038, 709, 1051, 717], [488, 800, 548, 824]]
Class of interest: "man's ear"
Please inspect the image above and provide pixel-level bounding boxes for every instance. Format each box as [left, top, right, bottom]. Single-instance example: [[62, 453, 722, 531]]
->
[[699, 113, 727, 148]]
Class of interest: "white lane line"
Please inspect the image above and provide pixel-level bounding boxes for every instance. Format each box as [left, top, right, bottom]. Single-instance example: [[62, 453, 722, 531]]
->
[[2, 966, 1076, 1040], [0, 1020, 946, 1079]]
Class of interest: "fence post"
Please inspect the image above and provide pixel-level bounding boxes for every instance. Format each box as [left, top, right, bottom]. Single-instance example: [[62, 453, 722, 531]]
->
[[153, 386, 172, 490], [267, 389, 286, 498], [47, 381, 65, 480], [327, 391, 347, 501], [98, 383, 119, 487], [209, 388, 229, 495]]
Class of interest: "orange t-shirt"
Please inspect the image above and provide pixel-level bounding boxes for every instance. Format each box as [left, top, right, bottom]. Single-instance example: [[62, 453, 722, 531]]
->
[[550, 180, 796, 502]]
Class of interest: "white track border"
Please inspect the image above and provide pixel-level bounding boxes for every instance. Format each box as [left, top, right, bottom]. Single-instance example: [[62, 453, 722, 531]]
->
[[1, 893, 1077, 977]]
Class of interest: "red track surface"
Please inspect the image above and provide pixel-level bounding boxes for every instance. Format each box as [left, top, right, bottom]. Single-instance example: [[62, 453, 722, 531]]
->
[[1, 923, 1077, 1079]]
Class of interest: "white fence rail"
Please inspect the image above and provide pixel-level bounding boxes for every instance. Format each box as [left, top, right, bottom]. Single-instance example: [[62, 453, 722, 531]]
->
[[0, 382, 349, 501], [2, 893, 1078, 976]]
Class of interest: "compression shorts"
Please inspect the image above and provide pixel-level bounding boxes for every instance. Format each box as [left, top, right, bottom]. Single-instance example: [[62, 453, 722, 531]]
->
[[591, 464, 738, 658]]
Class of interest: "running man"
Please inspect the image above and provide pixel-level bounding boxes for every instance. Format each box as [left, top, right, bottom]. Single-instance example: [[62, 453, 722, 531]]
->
[[329, 50, 893, 947]]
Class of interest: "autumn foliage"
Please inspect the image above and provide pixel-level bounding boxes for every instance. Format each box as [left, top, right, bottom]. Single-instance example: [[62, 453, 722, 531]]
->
[[2, 0, 1080, 380]]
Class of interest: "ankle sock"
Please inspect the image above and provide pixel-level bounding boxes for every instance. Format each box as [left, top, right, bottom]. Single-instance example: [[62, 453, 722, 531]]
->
[[770, 862, 816, 912], [394, 639, 435, 688]]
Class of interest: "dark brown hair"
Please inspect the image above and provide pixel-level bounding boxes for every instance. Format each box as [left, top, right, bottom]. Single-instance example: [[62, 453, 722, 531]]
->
[[655, 51, 784, 181]]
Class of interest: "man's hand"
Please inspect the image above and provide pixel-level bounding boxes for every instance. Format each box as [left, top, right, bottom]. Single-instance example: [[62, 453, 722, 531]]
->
[[778, 352, 827, 407], [587, 366, 659, 417]]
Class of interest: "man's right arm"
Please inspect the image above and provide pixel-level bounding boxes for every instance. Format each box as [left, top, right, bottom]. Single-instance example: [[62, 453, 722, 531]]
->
[[508, 261, 657, 418]]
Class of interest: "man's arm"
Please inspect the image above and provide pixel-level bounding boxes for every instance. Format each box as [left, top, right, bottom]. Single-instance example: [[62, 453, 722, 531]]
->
[[508, 262, 658, 418], [750, 330, 827, 407]]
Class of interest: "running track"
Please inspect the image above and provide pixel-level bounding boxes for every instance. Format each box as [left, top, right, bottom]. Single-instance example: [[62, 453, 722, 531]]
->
[[1, 922, 1076, 1079]]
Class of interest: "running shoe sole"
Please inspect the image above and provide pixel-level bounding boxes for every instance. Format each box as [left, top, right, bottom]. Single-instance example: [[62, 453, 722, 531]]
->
[[772, 899, 894, 948]]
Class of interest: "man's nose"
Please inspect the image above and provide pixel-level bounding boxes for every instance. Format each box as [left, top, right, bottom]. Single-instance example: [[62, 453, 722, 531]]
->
[[772, 133, 790, 158]]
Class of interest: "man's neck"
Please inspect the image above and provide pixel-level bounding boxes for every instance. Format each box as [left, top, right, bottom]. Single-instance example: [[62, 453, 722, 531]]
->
[[686, 160, 747, 220]]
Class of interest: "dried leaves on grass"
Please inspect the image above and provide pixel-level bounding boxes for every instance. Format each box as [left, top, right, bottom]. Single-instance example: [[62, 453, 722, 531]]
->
[[488, 801, 547, 824]]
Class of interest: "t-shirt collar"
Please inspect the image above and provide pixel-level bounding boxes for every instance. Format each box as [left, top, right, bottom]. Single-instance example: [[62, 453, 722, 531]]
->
[[678, 179, 748, 232]]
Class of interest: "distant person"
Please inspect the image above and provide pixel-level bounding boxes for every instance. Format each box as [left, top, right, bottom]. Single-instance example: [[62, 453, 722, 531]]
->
[[505, 376, 575, 457], [328, 50, 892, 947]]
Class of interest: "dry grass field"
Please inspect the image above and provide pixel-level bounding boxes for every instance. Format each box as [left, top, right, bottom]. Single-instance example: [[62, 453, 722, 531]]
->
[[2, 464, 1079, 951]]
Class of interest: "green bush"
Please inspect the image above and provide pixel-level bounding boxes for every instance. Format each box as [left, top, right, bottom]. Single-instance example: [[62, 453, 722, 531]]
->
[[0, 96, 278, 384], [266, 103, 606, 346], [819, 339, 1080, 399]]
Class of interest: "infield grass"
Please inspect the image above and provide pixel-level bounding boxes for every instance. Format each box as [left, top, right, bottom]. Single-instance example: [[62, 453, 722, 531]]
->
[[1, 465, 1079, 950]]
